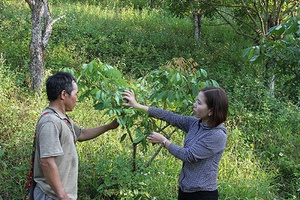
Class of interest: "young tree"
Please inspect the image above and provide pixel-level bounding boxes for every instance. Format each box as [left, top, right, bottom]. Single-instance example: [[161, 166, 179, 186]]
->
[[25, 0, 64, 91], [208, 0, 297, 95], [68, 57, 217, 172], [244, 13, 300, 103], [209, 0, 298, 44], [166, 0, 297, 44], [167, 0, 217, 42]]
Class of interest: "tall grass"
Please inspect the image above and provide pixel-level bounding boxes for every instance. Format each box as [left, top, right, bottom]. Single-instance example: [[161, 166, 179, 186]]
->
[[47, 1, 195, 77], [219, 129, 277, 200]]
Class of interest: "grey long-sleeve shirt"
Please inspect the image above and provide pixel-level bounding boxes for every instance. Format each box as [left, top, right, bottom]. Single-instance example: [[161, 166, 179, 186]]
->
[[148, 107, 227, 192]]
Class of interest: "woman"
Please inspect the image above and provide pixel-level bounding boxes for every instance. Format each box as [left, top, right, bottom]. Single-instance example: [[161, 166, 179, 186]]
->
[[122, 86, 228, 200]]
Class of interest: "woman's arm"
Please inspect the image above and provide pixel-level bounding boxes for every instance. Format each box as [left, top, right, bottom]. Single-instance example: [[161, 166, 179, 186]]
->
[[122, 90, 194, 132]]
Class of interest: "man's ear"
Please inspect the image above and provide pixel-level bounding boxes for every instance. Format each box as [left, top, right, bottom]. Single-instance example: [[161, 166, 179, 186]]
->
[[60, 90, 67, 100]]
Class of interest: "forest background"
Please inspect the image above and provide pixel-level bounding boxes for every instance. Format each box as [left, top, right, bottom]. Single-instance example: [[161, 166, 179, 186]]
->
[[0, 0, 299, 199]]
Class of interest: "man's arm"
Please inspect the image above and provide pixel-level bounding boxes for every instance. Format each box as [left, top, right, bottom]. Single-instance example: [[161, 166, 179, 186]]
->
[[40, 157, 70, 200], [77, 119, 119, 142]]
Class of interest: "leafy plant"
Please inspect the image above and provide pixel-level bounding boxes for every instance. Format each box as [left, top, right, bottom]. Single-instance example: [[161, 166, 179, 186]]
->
[[66, 57, 216, 172]]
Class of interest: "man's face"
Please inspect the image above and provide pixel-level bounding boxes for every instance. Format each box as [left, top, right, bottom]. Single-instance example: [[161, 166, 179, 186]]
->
[[65, 81, 78, 112]]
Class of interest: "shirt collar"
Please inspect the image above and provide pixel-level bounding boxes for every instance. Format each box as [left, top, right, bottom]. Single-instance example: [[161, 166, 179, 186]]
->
[[46, 107, 69, 120]]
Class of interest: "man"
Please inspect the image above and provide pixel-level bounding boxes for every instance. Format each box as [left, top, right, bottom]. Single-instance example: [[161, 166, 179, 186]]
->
[[32, 72, 119, 199]]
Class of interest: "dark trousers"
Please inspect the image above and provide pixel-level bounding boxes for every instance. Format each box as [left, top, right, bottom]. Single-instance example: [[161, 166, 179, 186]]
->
[[178, 188, 218, 200]]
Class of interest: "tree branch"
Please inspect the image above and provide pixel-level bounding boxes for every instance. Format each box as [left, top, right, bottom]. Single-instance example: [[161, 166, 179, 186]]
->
[[213, 7, 258, 41], [24, 0, 33, 6], [144, 129, 177, 168], [42, 0, 65, 49]]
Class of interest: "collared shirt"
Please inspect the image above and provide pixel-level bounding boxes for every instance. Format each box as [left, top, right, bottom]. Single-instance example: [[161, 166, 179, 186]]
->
[[148, 107, 227, 192], [34, 107, 82, 200]]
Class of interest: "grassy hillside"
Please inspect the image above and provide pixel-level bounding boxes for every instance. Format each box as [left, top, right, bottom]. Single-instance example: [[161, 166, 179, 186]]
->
[[1, 1, 299, 199]]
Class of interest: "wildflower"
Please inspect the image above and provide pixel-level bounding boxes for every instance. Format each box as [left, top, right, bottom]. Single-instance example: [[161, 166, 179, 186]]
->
[[279, 152, 284, 157]]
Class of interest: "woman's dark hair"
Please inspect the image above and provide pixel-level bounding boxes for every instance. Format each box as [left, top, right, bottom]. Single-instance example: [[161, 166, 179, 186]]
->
[[201, 86, 228, 128], [46, 72, 76, 101]]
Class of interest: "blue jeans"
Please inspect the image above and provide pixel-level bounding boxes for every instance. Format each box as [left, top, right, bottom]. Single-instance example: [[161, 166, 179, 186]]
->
[[34, 186, 55, 200]]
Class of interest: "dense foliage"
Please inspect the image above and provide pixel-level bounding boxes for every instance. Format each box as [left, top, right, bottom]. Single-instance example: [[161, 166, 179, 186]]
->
[[0, 0, 299, 199], [244, 13, 300, 104]]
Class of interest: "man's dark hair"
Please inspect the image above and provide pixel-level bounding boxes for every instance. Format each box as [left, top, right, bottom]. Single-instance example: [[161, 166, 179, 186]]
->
[[46, 72, 76, 101]]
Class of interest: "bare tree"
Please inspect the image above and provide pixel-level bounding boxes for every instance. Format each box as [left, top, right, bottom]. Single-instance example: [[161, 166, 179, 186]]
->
[[25, 0, 65, 91]]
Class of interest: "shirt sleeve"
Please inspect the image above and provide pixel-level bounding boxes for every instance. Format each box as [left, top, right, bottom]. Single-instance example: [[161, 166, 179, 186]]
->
[[38, 121, 64, 158], [168, 130, 227, 162], [148, 107, 196, 133]]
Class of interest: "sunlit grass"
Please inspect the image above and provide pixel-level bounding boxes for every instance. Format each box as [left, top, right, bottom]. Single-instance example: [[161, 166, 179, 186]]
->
[[219, 130, 277, 200]]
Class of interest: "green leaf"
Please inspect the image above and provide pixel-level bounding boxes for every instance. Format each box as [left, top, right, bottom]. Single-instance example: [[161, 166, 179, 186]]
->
[[133, 134, 145, 144], [168, 90, 174, 102], [93, 102, 105, 110], [284, 34, 295, 43], [200, 69, 207, 77], [211, 80, 219, 87], [120, 133, 127, 142], [95, 90, 101, 100], [88, 62, 94, 73], [285, 21, 299, 34], [114, 93, 121, 106], [103, 98, 112, 108], [250, 55, 260, 62], [117, 117, 126, 127], [242, 47, 251, 58], [192, 85, 199, 97], [176, 72, 181, 81], [156, 91, 167, 100]]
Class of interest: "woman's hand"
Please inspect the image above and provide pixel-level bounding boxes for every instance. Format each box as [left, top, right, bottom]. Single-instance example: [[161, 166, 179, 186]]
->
[[122, 90, 139, 108], [147, 132, 166, 144], [122, 90, 149, 112]]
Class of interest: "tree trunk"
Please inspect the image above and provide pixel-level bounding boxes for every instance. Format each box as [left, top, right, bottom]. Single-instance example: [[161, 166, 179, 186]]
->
[[25, 0, 65, 92], [28, 1, 45, 92], [269, 74, 275, 98], [193, 12, 203, 42]]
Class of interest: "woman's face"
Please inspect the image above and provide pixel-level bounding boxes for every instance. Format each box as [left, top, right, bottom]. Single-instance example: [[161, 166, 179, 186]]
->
[[193, 91, 212, 123]]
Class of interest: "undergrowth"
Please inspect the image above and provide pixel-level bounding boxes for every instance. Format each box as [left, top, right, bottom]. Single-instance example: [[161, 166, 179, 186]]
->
[[1, 1, 299, 199], [1, 56, 298, 199]]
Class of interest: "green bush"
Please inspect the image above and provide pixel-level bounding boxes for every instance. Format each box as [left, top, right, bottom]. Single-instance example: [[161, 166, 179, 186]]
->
[[0, 1, 31, 73]]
